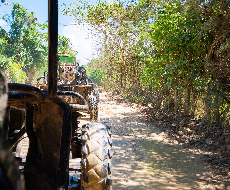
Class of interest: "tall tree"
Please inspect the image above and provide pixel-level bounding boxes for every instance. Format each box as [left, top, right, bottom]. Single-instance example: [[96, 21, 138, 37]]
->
[[65, 0, 230, 122], [2, 2, 48, 83], [65, 0, 149, 94], [58, 36, 78, 57]]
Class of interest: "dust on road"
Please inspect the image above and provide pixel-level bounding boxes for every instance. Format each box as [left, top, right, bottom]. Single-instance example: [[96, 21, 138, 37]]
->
[[97, 92, 217, 190], [20, 91, 218, 189]]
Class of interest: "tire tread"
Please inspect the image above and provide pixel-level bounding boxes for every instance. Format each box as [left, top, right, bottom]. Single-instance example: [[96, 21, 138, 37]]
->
[[81, 122, 112, 190]]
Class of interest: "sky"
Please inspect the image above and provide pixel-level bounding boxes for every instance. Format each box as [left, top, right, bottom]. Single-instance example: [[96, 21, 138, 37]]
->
[[0, 0, 99, 65]]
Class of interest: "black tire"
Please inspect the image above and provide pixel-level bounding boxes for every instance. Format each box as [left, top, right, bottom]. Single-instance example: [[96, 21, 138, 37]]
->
[[81, 122, 113, 190], [88, 95, 98, 121]]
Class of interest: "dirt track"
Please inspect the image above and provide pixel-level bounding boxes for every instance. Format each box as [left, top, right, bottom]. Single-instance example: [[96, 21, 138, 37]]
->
[[97, 92, 220, 190], [20, 91, 223, 189]]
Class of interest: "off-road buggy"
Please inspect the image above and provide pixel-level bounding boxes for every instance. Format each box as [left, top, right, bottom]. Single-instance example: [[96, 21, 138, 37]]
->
[[35, 56, 99, 121], [0, 1, 112, 190]]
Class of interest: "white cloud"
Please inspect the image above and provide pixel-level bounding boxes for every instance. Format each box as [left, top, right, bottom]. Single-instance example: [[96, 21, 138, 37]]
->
[[0, 19, 6, 27], [60, 23, 100, 66], [0, 19, 10, 31]]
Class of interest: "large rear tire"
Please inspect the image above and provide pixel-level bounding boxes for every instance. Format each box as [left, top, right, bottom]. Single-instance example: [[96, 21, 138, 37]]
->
[[81, 122, 113, 190]]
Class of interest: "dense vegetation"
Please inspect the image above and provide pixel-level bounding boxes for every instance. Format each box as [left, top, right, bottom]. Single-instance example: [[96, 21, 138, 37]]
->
[[1, 1, 230, 124], [0, 2, 77, 84], [65, 0, 230, 123]]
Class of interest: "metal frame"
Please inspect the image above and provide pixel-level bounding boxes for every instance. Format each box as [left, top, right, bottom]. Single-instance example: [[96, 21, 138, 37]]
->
[[6, 1, 73, 189]]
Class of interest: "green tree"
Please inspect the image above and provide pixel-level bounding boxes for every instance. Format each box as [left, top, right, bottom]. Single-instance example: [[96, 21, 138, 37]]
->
[[2, 2, 48, 83], [86, 58, 105, 86], [58, 35, 78, 57], [64, 0, 230, 122], [64, 0, 150, 95]]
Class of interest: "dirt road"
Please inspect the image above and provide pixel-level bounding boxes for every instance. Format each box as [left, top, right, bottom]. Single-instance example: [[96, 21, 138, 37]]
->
[[97, 92, 218, 190], [20, 91, 220, 189]]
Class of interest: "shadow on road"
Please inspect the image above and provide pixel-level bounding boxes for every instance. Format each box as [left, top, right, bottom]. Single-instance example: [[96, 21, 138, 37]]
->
[[98, 92, 216, 190]]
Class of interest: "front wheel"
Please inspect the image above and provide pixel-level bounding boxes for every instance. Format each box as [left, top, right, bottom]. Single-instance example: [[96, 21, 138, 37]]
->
[[81, 122, 113, 190]]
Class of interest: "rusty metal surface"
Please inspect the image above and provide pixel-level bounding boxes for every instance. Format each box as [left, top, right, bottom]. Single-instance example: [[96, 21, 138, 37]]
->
[[8, 84, 71, 189], [58, 85, 92, 88], [50, 95, 71, 189], [8, 91, 37, 101], [69, 104, 88, 111], [48, 0, 58, 97], [3, 0, 80, 189], [57, 91, 88, 105], [8, 83, 45, 101]]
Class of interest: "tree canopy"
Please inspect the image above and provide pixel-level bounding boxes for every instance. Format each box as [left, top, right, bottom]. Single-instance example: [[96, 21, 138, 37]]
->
[[64, 0, 230, 123], [0, 2, 77, 83]]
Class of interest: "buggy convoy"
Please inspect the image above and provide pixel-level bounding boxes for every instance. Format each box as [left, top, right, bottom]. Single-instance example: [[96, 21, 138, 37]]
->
[[0, 0, 112, 190], [35, 56, 99, 121]]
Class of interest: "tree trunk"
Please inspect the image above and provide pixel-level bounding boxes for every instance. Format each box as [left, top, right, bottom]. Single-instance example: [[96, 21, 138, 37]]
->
[[204, 86, 211, 122], [191, 85, 196, 118], [26, 70, 35, 85], [173, 81, 178, 113], [184, 82, 191, 115], [119, 65, 123, 90], [213, 89, 220, 123]]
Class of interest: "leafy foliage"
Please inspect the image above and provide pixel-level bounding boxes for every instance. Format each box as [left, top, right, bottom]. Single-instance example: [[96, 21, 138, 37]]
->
[[64, 0, 230, 123], [58, 36, 78, 57], [0, 2, 76, 84], [0, 2, 48, 83]]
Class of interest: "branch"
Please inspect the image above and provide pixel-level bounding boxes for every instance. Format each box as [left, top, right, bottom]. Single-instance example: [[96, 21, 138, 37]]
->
[[207, 33, 225, 60]]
